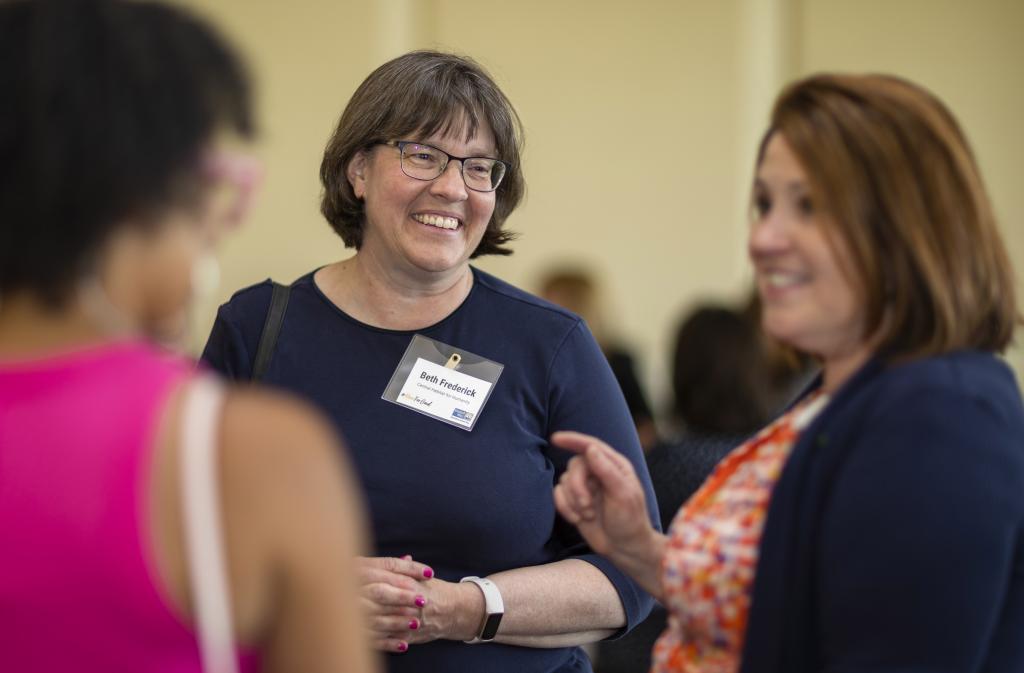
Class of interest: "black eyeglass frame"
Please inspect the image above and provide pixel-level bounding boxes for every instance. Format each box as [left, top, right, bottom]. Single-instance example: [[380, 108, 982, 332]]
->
[[377, 140, 509, 193]]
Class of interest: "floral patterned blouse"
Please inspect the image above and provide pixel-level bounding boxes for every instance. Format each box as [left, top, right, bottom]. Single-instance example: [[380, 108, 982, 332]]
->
[[651, 392, 829, 673]]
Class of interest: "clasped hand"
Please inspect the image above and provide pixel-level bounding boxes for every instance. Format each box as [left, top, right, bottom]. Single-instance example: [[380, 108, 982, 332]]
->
[[357, 555, 478, 653]]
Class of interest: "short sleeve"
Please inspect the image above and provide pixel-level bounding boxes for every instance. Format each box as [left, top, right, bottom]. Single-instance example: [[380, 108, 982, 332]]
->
[[545, 320, 661, 636], [200, 302, 254, 380]]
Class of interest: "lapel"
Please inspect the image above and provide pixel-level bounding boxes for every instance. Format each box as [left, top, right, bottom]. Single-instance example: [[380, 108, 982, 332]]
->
[[739, 356, 889, 673]]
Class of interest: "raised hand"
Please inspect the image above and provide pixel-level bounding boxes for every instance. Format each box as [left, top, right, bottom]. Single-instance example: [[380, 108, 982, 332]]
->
[[551, 431, 667, 600]]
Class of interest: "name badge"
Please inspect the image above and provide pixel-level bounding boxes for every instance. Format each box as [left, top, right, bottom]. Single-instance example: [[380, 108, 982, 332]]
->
[[382, 334, 504, 431]]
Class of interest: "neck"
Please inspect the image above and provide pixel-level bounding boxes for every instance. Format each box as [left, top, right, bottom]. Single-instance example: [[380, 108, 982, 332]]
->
[[317, 252, 474, 330], [820, 314, 891, 394], [820, 342, 874, 394], [0, 291, 127, 359]]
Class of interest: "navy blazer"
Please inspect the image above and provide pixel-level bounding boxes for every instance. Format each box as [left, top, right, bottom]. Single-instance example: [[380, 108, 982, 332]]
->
[[740, 350, 1024, 672]]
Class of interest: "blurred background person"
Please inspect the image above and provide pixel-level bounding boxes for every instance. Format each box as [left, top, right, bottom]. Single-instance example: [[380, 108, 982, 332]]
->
[[539, 268, 659, 451], [595, 304, 775, 673], [202, 51, 658, 671], [554, 73, 1024, 673], [0, 1, 377, 671]]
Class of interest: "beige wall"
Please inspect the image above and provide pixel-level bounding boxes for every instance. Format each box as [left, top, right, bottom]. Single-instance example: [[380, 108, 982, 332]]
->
[[182, 0, 1024, 412]]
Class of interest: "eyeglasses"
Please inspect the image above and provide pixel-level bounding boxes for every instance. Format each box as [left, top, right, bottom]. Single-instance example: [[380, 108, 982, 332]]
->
[[379, 140, 508, 193]]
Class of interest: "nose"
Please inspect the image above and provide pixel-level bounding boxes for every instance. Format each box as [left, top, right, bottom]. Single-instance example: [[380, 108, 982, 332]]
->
[[748, 209, 791, 262], [429, 160, 469, 202]]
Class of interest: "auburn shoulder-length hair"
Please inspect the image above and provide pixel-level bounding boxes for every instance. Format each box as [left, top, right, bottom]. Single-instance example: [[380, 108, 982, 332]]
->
[[764, 73, 1019, 359]]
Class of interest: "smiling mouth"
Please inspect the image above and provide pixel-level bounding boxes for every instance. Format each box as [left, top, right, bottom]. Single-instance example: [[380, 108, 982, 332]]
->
[[764, 271, 803, 289], [758, 270, 812, 295], [412, 213, 461, 230]]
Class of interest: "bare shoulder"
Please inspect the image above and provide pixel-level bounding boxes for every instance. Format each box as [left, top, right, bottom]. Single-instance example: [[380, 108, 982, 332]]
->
[[221, 386, 339, 448], [215, 387, 376, 672], [214, 386, 364, 544], [218, 387, 346, 476]]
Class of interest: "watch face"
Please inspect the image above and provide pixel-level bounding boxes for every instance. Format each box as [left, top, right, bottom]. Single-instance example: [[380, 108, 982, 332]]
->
[[480, 612, 502, 641]]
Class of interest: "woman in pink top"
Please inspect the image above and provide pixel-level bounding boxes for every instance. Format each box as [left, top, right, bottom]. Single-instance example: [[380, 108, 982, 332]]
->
[[0, 2, 379, 671]]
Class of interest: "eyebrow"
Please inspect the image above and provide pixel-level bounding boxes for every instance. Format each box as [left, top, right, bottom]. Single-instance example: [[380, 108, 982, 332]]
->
[[753, 177, 809, 194], [415, 139, 497, 159]]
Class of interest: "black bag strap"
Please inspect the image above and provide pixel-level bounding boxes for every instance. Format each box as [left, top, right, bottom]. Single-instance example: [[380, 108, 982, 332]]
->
[[252, 281, 291, 382]]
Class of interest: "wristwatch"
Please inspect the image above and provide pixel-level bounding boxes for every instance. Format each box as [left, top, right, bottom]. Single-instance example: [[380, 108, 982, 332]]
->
[[459, 576, 504, 643]]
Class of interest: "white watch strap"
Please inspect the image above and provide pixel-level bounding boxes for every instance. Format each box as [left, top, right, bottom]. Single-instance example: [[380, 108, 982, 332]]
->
[[459, 576, 504, 643], [181, 375, 239, 673]]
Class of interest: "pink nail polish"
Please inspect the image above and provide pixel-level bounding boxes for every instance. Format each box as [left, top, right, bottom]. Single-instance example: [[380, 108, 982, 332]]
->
[[414, 595, 426, 608], [401, 554, 412, 561], [408, 619, 419, 630], [397, 642, 408, 653], [422, 567, 434, 579]]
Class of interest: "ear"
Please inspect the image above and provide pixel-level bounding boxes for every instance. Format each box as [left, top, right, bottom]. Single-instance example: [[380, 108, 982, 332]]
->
[[346, 150, 369, 200]]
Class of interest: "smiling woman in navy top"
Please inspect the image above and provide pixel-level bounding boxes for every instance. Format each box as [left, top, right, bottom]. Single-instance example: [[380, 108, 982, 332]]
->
[[202, 50, 658, 672]]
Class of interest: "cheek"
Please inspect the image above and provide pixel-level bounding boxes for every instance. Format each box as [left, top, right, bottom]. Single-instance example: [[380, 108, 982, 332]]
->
[[469, 194, 497, 228], [814, 248, 860, 321], [140, 228, 202, 320], [365, 176, 418, 222]]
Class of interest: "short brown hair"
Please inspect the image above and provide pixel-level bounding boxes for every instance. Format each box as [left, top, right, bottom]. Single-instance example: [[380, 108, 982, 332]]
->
[[320, 50, 524, 257], [763, 73, 1019, 358]]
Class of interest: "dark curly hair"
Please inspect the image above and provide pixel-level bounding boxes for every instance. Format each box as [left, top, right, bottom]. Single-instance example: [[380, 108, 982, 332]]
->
[[319, 50, 524, 257], [0, 0, 253, 305]]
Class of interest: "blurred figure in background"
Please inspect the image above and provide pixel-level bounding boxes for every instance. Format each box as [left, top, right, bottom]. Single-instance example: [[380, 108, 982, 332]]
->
[[539, 268, 659, 450], [0, 2, 376, 671], [665, 305, 775, 445], [596, 304, 775, 673]]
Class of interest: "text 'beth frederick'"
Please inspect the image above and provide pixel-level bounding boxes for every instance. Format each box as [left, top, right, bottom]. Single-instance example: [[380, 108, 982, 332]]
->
[[419, 371, 477, 397]]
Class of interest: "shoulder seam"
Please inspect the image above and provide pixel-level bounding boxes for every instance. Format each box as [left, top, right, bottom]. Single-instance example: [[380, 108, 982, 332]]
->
[[473, 272, 579, 324], [542, 318, 586, 437]]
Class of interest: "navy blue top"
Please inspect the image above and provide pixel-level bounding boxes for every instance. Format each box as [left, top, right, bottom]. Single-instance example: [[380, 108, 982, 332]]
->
[[201, 267, 659, 673], [741, 350, 1024, 672]]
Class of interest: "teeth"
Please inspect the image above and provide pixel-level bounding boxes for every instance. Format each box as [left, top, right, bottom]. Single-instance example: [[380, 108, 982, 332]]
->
[[413, 214, 460, 230], [766, 272, 801, 288]]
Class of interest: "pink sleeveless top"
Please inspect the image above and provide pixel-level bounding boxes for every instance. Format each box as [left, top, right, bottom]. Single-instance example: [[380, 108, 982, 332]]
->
[[0, 341, 259, 673]]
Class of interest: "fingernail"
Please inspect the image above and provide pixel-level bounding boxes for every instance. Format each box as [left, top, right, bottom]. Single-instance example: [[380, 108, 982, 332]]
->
[[408, 618, 419, 630], [397, 642, 408, 653], [414, 595, 427, 608], [422, 567, 434, 578], [402, 554, 412, 561]]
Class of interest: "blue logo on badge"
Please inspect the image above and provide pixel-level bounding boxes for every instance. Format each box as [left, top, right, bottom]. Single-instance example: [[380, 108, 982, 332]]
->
[[452, 409, 474, 421]]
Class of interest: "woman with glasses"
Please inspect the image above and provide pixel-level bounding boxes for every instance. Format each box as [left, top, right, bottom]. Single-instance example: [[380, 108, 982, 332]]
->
[[0, 1, 376, 672], [554, 73, 1024, 673], [202, 51, 658, 672]]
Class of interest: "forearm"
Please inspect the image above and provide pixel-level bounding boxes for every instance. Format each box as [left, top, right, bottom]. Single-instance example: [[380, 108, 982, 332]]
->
[[497, 629, 617, 648], [485, 559, 626, 646]]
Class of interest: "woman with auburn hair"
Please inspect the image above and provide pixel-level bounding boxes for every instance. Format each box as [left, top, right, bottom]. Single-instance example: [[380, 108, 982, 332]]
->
[[554, 73, 1024, 672]]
